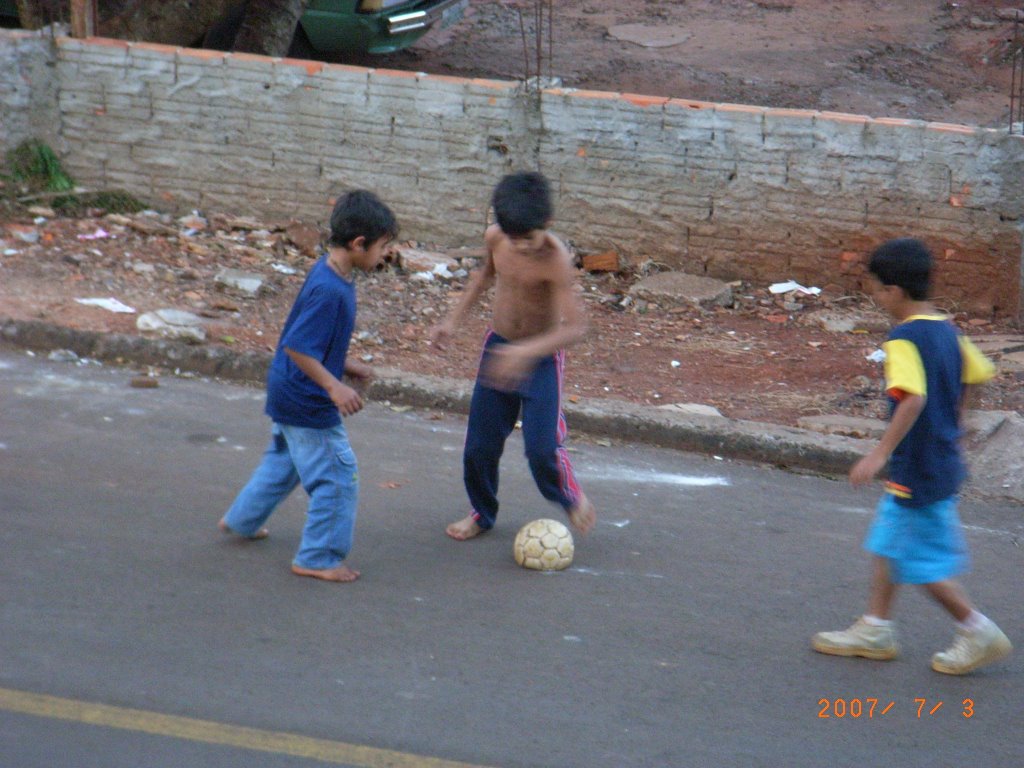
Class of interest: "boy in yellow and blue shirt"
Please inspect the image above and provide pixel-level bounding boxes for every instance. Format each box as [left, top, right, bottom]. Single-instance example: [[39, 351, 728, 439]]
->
[[813, 238, 1012, 675]]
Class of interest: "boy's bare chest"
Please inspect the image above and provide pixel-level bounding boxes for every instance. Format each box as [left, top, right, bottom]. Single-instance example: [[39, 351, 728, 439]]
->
[[493, 251, 551, 293]]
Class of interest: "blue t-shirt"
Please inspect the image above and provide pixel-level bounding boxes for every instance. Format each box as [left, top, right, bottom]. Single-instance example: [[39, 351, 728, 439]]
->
[[881, 315, 993, 507], [265, 256, 356, 429]]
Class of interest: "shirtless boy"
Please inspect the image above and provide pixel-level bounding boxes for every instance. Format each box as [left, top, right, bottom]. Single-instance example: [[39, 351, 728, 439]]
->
[[431, 171, 596, 541]]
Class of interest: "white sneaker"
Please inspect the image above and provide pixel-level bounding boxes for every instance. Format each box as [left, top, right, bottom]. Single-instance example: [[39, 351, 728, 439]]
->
[[812, 617, 899, 660], [931, 623, 1012, 675]]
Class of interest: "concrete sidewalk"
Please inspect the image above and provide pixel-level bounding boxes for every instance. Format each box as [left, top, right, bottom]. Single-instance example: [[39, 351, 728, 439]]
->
[[4, 315, 1022, 505]]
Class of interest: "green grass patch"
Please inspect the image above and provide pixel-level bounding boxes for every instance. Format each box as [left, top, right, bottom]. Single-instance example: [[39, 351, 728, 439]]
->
[[7, 140, 75, 192]]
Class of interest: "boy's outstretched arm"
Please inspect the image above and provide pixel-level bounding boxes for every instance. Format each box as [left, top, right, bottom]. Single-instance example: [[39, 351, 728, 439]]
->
[[430, 253, 495, 349], [285, 347, 364, 417], [849, 393, 925, 485]]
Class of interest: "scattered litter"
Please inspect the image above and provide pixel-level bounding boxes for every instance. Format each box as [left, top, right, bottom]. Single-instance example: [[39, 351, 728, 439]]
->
[[3, 249, 18, 256], [130, 375, 160, 389], [769, 280, 821, 296], [608, 520, 631, 528], [77, 228, 111, 241], [271, 263, 298, 275], [562, 635, 583, 643], [670, 360, 681, 368], [390, 405, 412, 413], [431, 263, 454, 279], [866, 349, 887, 363], [713, 455, 724, 461], [47, 349, 79, 363], [75, 297, 136, 313], [9, 225, 39, 243]]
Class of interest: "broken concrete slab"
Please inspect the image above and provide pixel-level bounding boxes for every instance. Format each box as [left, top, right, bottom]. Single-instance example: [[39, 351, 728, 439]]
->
[[804, 308, 890, 333], [629, 272, 733, 309], [796, 414, 886, 439], [965, 411, 1024, 502], [215, 269, 264, 296], [999, 351, 1024, 370], [137, 309, 206, 343], [971, 334, 1024, 356], [398, 247, 458, 274], [963, 409, 1013, 443]]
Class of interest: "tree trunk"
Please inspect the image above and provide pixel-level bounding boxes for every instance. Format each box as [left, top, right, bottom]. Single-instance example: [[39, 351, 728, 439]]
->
[[14, 0, 309, 55], [99, 0, 240, 46], [15, 0, 65, 29], [231, 0, 309, 57]]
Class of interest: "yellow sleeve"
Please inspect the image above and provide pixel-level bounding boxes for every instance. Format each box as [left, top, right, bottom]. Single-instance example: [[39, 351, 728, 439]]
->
[[882, 338, 926, 396], [959, 337, 996, 385]]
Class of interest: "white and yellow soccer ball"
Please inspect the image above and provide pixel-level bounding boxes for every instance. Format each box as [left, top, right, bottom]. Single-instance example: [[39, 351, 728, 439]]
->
[[513, 518, 574, 571]]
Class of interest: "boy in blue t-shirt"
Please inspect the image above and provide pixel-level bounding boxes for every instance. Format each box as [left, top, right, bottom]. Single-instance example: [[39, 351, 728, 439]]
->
[[813, 238, 1012, 674], [218, 190, 397, 583]]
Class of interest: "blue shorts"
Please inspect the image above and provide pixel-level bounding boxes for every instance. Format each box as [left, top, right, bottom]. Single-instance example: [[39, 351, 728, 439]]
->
[[863, 494, 969, 584]]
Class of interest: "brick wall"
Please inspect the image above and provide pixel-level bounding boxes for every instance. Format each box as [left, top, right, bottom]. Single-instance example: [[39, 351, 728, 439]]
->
[[0, 31, 61, 153], [2, 30, 1023, 319]]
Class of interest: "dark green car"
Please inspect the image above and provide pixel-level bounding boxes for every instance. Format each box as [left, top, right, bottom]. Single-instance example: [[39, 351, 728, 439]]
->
[[296, 0, 468, 56], [0, 0, 18, 26], [0, 0, 469, 57]]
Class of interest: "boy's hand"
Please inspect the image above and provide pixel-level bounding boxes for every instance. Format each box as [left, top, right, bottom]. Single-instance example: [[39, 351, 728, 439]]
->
[[482, 343, 535, 391], [327, 380, 364, 417], [429, 320, 456, 350], [849, 447, 887, 486], [346, 360, 374, 394]]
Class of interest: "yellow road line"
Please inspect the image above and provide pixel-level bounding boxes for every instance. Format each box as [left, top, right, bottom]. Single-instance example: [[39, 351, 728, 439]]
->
[[0, 687, 493, 768]]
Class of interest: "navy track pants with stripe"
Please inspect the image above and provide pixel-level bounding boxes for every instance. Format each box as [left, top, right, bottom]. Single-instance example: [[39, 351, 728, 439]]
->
[[463, 331, 582, 529]]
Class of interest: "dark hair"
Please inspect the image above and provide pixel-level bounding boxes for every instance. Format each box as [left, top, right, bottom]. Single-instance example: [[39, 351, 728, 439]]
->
[[491, 172, 552, 236], [868, 238, 932, 301], [328, 190, 398, 248]]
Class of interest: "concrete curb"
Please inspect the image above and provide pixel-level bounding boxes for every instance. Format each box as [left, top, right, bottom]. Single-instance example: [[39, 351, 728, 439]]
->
[[1, 316, 872, 477]]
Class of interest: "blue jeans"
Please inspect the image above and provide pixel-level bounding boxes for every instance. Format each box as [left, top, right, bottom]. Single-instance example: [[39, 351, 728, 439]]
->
[[224, 422, 358, 569]]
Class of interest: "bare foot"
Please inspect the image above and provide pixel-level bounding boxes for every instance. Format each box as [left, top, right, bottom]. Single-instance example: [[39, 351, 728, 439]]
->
[[290, 563, 361, 582], [218, 517, 269, 540], [446, 514, 485, 541], [568, 494, 596, 535]]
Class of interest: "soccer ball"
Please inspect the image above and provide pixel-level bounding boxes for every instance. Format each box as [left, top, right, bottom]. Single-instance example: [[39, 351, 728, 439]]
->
[[513, 518, 574, 571]]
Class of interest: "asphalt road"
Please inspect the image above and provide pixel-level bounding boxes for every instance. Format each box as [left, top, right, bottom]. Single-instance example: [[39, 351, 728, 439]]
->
[[1, 347, 1021, 768]]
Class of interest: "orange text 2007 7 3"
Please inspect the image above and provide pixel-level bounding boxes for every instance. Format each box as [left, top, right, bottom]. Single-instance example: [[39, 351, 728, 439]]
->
[[817, 698, 975, 719]]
